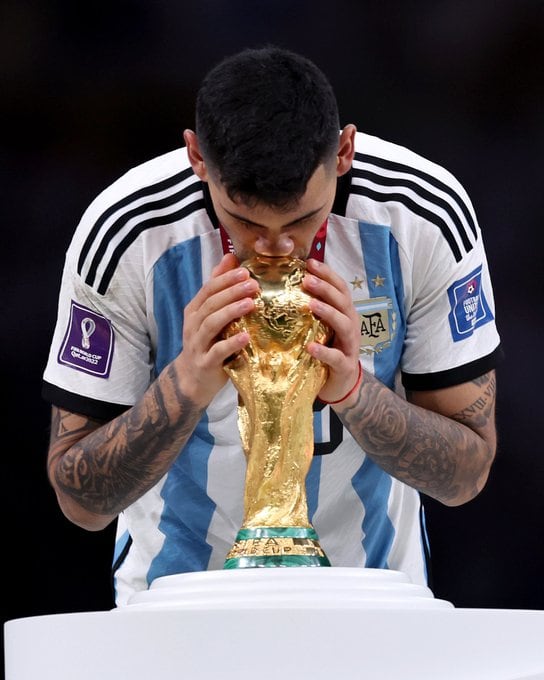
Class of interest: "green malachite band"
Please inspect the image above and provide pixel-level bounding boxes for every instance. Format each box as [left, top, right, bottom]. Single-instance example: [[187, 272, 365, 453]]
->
[[223, 526, 331, 569], [224, 554, 331, 569], [235, 527, 320, 540]]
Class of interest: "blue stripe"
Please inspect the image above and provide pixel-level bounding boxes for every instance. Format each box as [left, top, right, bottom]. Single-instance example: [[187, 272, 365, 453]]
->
[[112, 529, 130, 597], [306, 454, 323, 523], [419, 504, 430, 581], [147, 422, 216, 581], [147, 238, 217, 581], [153, 236, 206, 375], [113, 529, 130, 564], [352, 457, 393, 567], [353, 221, 407, 563], [358, 221, 406, 390]]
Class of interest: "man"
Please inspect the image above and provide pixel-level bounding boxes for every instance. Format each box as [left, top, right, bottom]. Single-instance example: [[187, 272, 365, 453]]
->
[[43, 46, 502, 605]]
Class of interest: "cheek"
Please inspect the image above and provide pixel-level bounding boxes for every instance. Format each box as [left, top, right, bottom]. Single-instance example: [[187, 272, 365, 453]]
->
[[226, 226, 254, 247], [293, 224, 325, 252], [221, 227, 256, 259]]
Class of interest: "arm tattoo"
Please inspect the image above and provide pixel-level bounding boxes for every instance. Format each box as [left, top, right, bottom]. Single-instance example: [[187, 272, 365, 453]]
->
[[335, 372, 494, 503], [50, 365, 203, 516], [450, 373, 496, 429]]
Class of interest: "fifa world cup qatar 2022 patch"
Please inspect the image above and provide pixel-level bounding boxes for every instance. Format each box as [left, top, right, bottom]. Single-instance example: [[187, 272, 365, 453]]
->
[[58, 300, 114, 377], [447, 265, 493, 342]]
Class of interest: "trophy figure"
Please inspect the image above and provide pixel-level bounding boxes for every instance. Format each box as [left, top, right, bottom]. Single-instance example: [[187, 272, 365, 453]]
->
[[222, 255, 332, 568]]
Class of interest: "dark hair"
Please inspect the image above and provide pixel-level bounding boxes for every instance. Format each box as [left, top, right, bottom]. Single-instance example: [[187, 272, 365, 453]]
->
[[195, 46, 340, 209]]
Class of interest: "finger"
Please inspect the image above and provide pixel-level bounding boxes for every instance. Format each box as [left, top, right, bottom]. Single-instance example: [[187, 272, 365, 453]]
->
[[306, 339, 360, 400], [311, 300, 358, 350], [188, 264, 257, 317], [195, 276, 259, 326], [211, 252, 240, 278], [303, 267, 350, 314], [306, 340, 343, 368], [202, 296, 256, 345], [207, 330, 251, 365], [304, 258, 349, 295]]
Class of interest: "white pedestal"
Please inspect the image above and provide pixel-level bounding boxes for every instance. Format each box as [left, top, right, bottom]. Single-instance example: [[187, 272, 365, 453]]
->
[[5, 568, 544, 679]]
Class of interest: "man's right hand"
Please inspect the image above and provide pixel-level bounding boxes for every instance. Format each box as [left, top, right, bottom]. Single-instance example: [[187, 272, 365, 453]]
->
[[171, 253, 260, 408]]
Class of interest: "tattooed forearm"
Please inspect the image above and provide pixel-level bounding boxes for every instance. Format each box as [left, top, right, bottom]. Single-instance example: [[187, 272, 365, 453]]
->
[[336, 371, 493, 504], [49, 365, 203, 516]]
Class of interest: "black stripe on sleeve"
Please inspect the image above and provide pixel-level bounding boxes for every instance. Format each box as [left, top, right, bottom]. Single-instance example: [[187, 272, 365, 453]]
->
[[96, 198, 206, 294], [84, 182, 202, 288], [42, 380, 131, 421], [401, 345, 504, 391], [355, 153, 478, 239], [352, 184, 463, 262], [77, 167, 194, 277], [352, 167, 473, 253]]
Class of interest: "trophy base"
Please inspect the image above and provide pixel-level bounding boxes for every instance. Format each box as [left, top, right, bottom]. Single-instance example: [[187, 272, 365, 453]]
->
[[223, 526, 331, 569]]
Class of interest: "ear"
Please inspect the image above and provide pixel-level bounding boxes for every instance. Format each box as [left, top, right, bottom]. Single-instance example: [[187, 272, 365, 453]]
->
[[183, 129, 209, 181], [336, 124, 357, 176]]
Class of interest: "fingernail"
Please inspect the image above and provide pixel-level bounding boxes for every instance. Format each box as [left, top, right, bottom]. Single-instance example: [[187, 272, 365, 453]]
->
[[311, 299, 323, 314]]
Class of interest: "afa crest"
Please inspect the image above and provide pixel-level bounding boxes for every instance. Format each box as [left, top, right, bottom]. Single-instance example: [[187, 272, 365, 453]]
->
[[355, 296, 396, 355]]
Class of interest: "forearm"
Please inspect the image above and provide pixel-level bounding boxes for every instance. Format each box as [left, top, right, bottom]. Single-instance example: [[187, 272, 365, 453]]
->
[[334, 371, 495, 506], [48, 364, 204, 530]]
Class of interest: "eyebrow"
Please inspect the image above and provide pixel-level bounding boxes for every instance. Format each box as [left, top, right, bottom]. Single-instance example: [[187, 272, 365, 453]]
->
[[221, 204, 327, 229]]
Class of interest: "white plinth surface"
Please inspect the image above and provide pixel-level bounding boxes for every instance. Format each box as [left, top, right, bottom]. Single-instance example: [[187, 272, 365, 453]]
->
[[5, 568, 544, 679]]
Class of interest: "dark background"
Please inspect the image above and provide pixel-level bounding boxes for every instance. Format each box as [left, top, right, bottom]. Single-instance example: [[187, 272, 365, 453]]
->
[[2, 0, 543, 671]]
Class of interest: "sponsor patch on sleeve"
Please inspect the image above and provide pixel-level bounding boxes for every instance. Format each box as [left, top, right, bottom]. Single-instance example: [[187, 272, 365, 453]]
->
[[58, 300, 114, 377], [447, 265, 493, 342]]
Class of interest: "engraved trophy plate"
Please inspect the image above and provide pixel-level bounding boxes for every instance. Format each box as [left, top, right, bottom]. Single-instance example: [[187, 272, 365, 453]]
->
[[222, 256, 332, 568]]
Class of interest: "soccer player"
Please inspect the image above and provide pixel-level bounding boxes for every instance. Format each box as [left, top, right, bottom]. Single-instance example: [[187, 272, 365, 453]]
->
[[43, 46, 502, 605]]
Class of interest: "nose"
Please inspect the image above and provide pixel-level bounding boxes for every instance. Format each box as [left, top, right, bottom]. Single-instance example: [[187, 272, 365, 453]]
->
[[254, 233, 295, 257]]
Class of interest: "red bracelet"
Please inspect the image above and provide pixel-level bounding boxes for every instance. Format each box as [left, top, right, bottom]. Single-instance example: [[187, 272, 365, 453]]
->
[[319, 361, 363, 405]]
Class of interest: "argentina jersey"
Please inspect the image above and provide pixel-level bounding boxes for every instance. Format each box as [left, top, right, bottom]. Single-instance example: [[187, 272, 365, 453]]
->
[[117, 212, 426, 604], [115, 212, 427, 603], [43, 132, 499, 604]]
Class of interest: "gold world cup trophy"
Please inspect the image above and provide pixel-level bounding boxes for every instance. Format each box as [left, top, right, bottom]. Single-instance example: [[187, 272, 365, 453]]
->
[[222, 255, 332, 568]]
